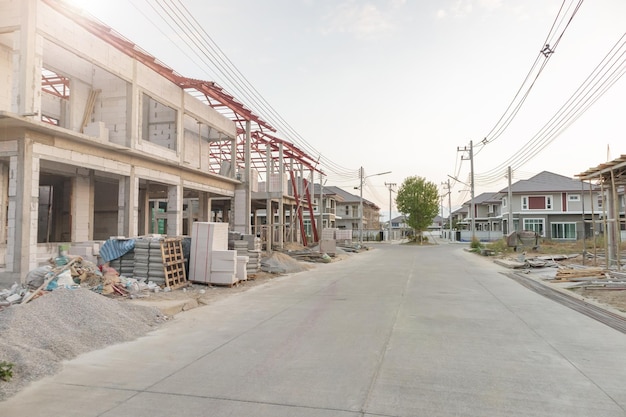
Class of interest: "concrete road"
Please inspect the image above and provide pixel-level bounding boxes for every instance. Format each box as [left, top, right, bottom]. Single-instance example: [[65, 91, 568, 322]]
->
[[2, 244, 626, 416]]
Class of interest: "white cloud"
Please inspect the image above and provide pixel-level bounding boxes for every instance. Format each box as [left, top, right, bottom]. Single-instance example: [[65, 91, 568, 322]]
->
[[477, 0, 502, 12], [321, 1, 402, 40], [437, 0, 502, 19]]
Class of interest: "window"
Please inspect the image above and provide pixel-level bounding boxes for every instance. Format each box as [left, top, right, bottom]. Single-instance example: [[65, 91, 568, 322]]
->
[[142, 93, 178, 149], [523, 218, 544, 236], [502, 197, 507, 208], [522, 196, 551, 210], [551, 223, 576, 239], [345, 206, 349, 215], [568, 194, 581, 202]]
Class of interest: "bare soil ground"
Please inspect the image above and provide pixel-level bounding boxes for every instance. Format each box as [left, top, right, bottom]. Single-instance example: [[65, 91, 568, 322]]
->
[[569, 288, 626, 313]]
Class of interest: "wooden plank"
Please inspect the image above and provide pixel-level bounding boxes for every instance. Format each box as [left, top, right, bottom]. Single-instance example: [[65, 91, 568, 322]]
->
[[160, 238, 188, 290]]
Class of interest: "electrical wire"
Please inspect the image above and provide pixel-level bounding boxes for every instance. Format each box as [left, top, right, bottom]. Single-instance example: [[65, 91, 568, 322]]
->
[[475, 0, 585, 153], [475, 32, 626, 184], [149, 0, 359, 177]]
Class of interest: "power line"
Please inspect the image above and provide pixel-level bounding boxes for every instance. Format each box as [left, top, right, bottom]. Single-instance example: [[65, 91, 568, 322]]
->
[[475, 0, 585, 152], [475, 32, 626, 184], [146, 0, 359, 177]]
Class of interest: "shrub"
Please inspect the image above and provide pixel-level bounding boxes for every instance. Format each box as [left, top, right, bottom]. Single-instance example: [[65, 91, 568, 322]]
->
[[470, 237, 483, 251], [0, 361, 13, 382]]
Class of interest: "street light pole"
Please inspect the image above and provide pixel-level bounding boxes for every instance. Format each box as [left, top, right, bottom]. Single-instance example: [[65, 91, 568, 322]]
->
[[358, 167, 391, 244]]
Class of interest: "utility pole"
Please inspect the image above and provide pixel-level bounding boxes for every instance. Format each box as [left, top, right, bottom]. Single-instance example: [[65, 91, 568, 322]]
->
[[319, 171, 324, 240], [457, 141, 475, 241], [358, 167, 391, 244], [507, 166, 513, 235], [385, 182, 396, 241], [441, 179, 452, 241], [447, 179, 452, 241], [358, 167, 364, 244]]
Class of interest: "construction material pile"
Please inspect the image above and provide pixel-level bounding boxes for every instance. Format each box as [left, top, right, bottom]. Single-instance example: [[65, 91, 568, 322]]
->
[[0, 287, 166, 401], [0, 257, 164, 307], [554, 267, 626, 290]]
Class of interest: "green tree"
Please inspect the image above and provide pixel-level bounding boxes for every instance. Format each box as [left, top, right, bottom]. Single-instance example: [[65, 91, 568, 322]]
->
[[396, 176, 439, 241]]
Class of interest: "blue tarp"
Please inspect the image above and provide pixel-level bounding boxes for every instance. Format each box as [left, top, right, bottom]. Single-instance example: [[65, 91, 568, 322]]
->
[[99, 239, 136, 263]]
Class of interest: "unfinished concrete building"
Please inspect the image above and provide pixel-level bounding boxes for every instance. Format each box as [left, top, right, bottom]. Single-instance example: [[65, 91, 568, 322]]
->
[[577, 155, 626, 268], [0, 0, 321, 284]]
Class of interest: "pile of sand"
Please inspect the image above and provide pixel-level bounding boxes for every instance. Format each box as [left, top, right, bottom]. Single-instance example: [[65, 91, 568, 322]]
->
[[0, 288, 166, 401], [261, 252, 313, 274]]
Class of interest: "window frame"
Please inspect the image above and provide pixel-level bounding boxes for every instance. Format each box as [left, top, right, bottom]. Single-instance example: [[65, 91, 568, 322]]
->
[[551, 222, 577, 240], [521, 195, 552, 211], [523, 218, 545, 236]]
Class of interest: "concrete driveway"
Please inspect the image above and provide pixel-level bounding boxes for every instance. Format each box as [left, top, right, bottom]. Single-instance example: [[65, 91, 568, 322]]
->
[[2, 244, 626, 416]]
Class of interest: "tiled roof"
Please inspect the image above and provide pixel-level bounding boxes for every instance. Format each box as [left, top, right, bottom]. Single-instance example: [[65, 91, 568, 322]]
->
[[498, 171, 586, 193]]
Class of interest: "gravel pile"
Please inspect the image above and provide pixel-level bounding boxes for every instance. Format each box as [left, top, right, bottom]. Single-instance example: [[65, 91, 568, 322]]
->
[[0, 288, 166, 401]]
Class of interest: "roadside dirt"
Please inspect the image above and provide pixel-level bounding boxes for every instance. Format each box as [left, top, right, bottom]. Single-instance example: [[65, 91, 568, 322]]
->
[[569, 288, 626, 313], [136, 271, 282, 308]]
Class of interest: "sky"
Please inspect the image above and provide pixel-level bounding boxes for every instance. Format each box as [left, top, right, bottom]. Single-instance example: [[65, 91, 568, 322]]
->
[[68, 0, 626, 216]]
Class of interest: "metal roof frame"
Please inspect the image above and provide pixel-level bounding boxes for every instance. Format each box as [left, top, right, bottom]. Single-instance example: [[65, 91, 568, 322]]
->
[[43, 0, 319, 179]]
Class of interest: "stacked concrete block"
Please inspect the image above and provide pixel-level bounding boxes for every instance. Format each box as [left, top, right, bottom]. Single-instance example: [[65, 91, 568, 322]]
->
[[236, 256, 249, 281], [246, 250, 262, 274], [242, 234, 262, 251], [336, 229, 352, 244], [232, 235, 261, 274], [209, 250, 237, 285], [268, 173, 288, 193], [321, 228, 337, 240], [133, 237, 165, 285], [109, 250, 135, 277], [190, 222, 236, 285], [320, 239, 337, 256]]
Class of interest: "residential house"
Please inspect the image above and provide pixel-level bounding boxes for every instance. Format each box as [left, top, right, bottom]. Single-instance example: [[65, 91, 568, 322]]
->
[[305, 183, 339, 234], [457, 192, 502, 241], [387, 215, 411, 240], [324, 186, 382, 240], [497, 171, 600, 240]]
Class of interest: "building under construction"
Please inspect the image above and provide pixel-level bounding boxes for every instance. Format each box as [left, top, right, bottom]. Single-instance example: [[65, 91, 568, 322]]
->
[[0, 0, 323, 284]]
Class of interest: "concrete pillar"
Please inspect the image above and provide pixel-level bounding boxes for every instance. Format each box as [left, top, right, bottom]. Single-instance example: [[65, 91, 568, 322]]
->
[[198, 192, 210, 222], [266, 142, 272, 253], [71, 169, 94, 241], [230, 136, 237, 179], [244, 121, 251, 233], [0, 163, 8, 245], [119, 170, 139, 237], [7, 140, 39, 281], [166, 183, 182, 236], [14, 0, 41, 117], [278, 142, 284, 249], [138, 186, 149, 236]]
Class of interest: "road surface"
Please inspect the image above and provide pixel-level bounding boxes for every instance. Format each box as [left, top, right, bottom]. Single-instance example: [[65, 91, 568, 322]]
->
[[2, 243, 626, 416]]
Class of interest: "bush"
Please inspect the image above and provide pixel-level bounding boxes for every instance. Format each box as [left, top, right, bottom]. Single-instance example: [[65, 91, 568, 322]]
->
[[485, 238, 511, 254], [0, 361, 13, 382], [470, 237, 483, 251]]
